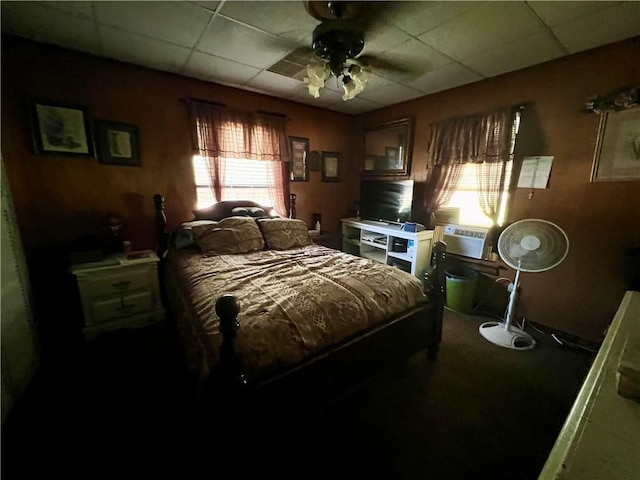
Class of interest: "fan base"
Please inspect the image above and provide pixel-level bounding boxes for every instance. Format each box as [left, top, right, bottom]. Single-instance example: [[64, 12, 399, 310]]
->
[[479, 321, 537, 351]]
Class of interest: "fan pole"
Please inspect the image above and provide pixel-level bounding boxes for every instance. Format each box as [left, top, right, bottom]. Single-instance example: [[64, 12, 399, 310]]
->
[[479, 263, 536, 350], [503, 267, 521, 330]]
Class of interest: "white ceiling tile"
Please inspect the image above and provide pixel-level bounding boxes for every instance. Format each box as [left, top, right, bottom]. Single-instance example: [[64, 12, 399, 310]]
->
[[369, 39, 452, 84], [191, 1, 221, 13], [94, 1, 213, 48], [245, 70, 303, 95], [38, 0, 94, 19], [99, 26, 192, 73], [527, 1, 624, 27], [419, 2, 545, 60], [358, 82, 425, 106], [408, 62, 482, 95], [219, 1, 319, 43], [182, 51, 261, 85], [384, 1, 482, 36], [331, 96, 385, 115], [461, 31, 565, 78], [552, 2, 640, 54], [196, 16, 298, 69], [358, 21, 413, 57], [1, 2, 100, 56]]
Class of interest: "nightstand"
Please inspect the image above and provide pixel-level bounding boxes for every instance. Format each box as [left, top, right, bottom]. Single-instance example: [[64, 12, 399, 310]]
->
[[70, 250, 165, 339]]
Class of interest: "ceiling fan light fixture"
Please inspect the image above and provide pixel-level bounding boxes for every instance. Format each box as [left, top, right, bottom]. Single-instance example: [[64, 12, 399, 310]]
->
[[341, 63, 371, 101], [303, 61, 331, 98]]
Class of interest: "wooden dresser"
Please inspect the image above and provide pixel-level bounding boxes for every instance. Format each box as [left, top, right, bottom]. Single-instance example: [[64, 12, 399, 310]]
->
[[538, 290, 640, 479]]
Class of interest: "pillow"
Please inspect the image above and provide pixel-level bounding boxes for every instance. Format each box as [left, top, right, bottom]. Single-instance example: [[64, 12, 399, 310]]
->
[[192, 216, 265, 254], [231, 207, 250, 216], [257, 218, 312, 250], [247, 207, 266, 217], [174, 220, 218, 249]]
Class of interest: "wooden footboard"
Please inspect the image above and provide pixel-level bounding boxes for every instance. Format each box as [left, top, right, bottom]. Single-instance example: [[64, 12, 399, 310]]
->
[[208, 238, 446, 416]]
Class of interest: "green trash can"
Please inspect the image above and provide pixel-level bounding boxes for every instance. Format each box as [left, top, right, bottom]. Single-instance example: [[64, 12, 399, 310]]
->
[[445, 267, 479, 313]]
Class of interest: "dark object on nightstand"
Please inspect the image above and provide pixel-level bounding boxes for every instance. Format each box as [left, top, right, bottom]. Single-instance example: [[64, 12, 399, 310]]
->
[[68, 234, 104, 264]]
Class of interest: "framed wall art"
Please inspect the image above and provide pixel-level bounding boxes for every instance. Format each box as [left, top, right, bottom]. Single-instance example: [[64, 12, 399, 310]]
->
[[309, 150, 322, 171], [95, 120, 141, 167], [289, 136, 309, 181], [591, 107, 640, 181], [30, 99, 93, 157], [322, 151, 340, 182]]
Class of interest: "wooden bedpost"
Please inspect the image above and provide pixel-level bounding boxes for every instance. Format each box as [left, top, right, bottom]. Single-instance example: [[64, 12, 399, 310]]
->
[[154, 193, 169, 259], [425, 240, 447, 360], [215, 294, 248, 396], [289, 193, 297, 219]]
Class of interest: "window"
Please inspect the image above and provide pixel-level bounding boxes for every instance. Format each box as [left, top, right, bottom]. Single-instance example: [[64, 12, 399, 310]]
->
[[193, 155, 274, 209], [443, 162, 513, 227], [439, 111, 521, 227]]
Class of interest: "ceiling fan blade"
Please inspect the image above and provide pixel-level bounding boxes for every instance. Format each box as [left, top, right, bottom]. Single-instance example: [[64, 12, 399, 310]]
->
[[356, 54, 412, 74]]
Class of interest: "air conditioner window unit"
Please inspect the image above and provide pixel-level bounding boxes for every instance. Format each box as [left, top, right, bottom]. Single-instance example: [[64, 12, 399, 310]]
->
[[442, 224, 491, 259]]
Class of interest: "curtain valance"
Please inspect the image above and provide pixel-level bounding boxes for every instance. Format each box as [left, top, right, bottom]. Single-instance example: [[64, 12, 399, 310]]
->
[[427, 106, 519, 166], [188, 101, 291, 162]]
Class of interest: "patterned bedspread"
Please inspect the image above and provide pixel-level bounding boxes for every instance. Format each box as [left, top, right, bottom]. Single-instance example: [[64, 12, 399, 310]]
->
[[164, 244, 428, 381]]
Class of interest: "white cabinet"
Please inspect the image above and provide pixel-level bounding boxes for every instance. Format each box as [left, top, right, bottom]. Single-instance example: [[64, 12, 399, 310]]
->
[[341, 218, 433, 279], [70, 251, 165, 339]]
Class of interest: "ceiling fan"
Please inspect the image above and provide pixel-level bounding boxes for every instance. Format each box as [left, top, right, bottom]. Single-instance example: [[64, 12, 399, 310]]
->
[[301, 1, 405, 100]]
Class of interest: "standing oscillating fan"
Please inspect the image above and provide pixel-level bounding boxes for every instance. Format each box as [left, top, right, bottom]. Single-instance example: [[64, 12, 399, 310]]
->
[[479, 219, 569, 351]]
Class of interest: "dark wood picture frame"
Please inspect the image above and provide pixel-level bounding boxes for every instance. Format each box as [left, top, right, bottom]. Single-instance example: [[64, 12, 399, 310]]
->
[[29, 99, 93, 157], [289, 136, 309, 181], [322, 151, 340, 182], [95, 120, 141, 167], [590, 107, 640, 182], [309, 150, 322, 171]]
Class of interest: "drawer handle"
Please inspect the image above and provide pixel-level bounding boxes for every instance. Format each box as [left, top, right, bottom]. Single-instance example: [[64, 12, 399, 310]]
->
[[116, 304, 134, 313], [112, 280, 131, 290]]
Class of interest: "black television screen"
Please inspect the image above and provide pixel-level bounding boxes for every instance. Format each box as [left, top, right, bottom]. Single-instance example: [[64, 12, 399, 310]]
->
[[359, 180, 414, 224]]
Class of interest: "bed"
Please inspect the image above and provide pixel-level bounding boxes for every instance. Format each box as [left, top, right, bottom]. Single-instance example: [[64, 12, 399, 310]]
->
[[154, 194, 445, 416]]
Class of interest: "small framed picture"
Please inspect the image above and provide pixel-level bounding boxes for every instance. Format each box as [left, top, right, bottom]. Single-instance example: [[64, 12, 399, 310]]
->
[[309, 150, 322, 171], [95, 120, 141, 167], [30, 99, 93, 157], [322, 151, 340, 182], [289, 136, 309, 181]]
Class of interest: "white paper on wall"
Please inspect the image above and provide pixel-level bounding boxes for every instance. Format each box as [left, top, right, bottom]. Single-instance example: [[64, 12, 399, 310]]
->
[[517, 156, 554, 189]]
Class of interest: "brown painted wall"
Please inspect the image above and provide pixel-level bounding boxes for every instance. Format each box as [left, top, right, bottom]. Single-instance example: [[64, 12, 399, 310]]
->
[[2, 34, 639, 344], [359, 37, 640, 342]]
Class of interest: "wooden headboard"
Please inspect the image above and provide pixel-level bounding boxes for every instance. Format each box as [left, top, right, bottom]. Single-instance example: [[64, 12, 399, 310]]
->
[[153, 194, 284, 259]]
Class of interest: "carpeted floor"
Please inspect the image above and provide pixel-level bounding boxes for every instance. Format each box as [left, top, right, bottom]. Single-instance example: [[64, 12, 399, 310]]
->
[[1, 308, 594, 479]]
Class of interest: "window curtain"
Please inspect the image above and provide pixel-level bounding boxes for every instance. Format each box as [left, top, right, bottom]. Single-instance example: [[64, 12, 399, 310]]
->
[[424, 105, 519, 226], [189, 101, 291, 216]]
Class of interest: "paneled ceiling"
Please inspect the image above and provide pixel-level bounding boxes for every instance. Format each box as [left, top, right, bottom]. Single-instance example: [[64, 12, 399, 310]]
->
[[2, 1, 640, 115]]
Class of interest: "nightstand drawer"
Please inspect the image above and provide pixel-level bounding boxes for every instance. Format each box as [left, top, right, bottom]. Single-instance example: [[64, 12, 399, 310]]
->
[[92, 291, 152, 323], [88, 269, 150, 295]]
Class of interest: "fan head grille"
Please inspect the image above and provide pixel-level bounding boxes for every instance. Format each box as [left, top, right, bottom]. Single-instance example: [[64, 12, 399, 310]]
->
[[497, 219, 569, 272]]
